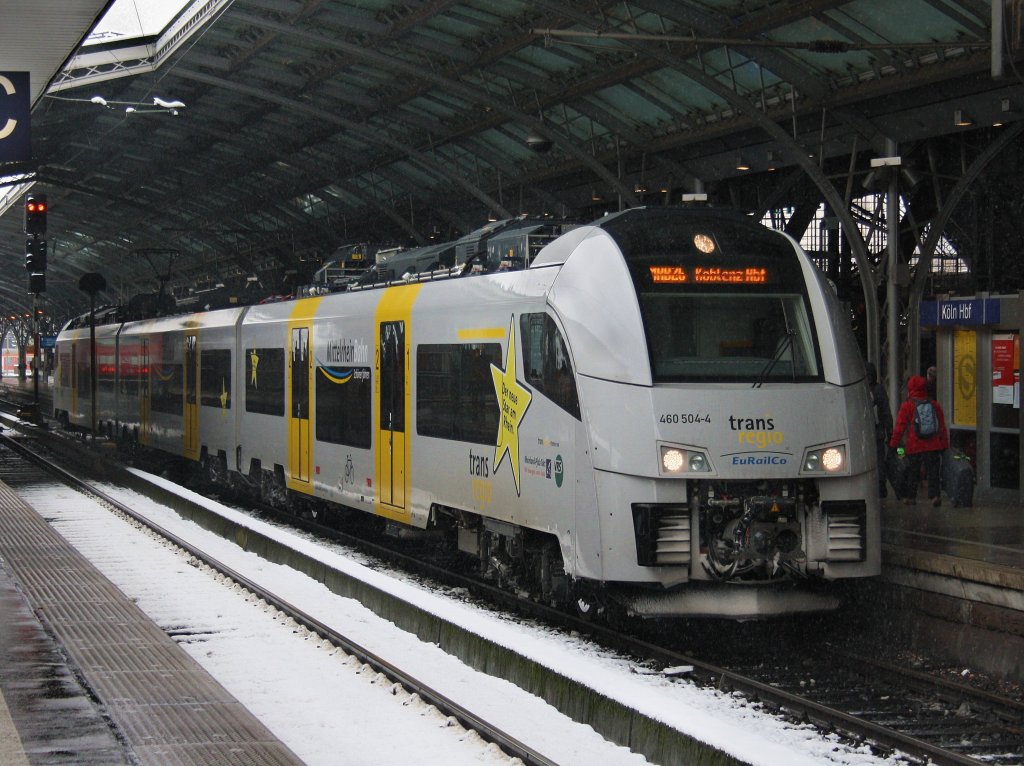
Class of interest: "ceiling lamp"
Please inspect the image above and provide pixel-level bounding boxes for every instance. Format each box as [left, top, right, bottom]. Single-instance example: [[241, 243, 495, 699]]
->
[[994, 98, 1014, 127], [634, 153, 648, 194], [525, 126, 552, 153], [49, 93, 186, 115], [953, 109, 974, 127]]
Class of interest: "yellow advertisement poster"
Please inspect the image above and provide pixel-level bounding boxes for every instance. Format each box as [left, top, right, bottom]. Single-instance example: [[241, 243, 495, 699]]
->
[[953, 328, 977, 427]]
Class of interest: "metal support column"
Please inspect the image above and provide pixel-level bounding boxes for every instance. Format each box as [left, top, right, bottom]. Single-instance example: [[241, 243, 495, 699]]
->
[[886, 138, 901, 413], [32, 295, 39, 413]]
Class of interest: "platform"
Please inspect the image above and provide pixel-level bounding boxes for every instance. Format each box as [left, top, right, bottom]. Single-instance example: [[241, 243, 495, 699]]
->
[[0, 477, 305, 766], [881, 489, 1024, 571], [876, 488, 1024, 681], [0, 557, 127, 766]]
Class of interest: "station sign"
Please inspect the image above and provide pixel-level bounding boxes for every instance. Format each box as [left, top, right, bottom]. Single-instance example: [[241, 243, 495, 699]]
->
[[920, 298, 1001, 327], [38, 335, 56, 349], [0, 72, 31, 163]]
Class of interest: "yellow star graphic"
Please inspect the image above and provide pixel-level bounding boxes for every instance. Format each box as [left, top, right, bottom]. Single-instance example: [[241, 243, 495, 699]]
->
[[490, 315, 532, 495]]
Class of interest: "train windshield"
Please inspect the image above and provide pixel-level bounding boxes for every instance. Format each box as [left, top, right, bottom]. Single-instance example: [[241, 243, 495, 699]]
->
[[597, 209, 823, 383]]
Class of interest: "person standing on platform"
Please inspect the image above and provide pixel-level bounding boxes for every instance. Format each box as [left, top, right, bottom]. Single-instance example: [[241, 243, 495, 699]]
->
[[926, 365, 937, 399], [866, 363, 893, 497], [889, 375, 949, 506]]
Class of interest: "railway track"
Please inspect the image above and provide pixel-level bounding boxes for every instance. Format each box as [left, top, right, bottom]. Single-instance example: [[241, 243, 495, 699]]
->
[[3, 411, 1024, 765], [696, 645, 1024, 765], [0, 430, 560, 766], [221, 465, 1024, 766]]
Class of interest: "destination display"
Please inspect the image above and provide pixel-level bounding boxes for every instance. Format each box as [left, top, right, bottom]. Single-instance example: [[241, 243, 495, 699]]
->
[[649, 265, 770, 285]]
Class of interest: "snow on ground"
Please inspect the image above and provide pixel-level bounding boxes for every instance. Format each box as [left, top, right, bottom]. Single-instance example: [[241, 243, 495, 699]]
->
[[16, 473, 903, 766]]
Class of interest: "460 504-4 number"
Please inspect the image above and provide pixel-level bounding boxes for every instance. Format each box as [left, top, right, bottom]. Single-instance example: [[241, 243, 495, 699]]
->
[[658, 413, 711, 424]]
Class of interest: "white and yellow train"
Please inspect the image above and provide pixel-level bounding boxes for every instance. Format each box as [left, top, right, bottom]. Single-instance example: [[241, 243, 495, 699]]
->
[[54, 207, 880, 618]]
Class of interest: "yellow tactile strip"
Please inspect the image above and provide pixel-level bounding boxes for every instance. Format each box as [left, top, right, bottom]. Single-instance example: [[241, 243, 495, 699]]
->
[[0, 479, 305, 766]]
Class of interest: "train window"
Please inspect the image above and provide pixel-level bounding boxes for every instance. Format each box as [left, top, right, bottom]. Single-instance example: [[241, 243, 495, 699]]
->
[[59, 352, 71, 388], [185, 335, 197, 406], [604, 208, 823, 382], [519, 313, 581, 420], [120, 338, 147, 399], [640, 293, 820, 382], [151, 335, 183, 415], [151, 365, 183, 413], [379, 322, 404, 433], [245, 348, 285, 416], [315, 366, 371, 448], [74, 341, 91, 398], [200, 349, 231, 409], [291, 328, 310, 420], [416, 343, 501, 443], [98, 339, 117, 395]]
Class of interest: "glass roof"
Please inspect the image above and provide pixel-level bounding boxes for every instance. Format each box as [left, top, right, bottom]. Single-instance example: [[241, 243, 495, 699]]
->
[[0, 0, 1010, 320], [87, 0, 192, 44]]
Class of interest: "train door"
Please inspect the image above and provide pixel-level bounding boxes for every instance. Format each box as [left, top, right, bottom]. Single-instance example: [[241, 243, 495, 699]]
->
[[378, 321, 406, 511], [286, 298, 322, 495], [374, 285, 422, 523], [288, 324, 313, 491], [139, 337, 150, 445], [70, 342, 78, 419], [184, 331, 199, 460], [74, 339, 93, 428]]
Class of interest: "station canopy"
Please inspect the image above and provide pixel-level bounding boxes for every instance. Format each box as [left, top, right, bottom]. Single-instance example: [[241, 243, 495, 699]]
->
[[0, 0, 1015, 320]]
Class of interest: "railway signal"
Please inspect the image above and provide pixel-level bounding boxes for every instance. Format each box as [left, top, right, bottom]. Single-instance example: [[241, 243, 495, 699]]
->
[[24, 193, 47, 235], [25, 236, 46, 272]]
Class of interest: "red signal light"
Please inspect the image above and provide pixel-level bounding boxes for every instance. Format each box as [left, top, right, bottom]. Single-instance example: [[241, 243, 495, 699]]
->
[[24, 193, 48, 235]]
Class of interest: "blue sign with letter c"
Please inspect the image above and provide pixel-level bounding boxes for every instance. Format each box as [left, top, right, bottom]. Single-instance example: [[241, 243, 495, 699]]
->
[[0, 72, 31, 163]]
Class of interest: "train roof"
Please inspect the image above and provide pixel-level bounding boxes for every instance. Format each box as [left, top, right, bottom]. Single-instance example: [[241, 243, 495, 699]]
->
[[60, 207, 793, 331]]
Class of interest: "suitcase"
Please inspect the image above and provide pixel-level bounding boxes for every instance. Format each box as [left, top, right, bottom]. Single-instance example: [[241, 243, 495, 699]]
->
[[941, 449, 974, 508], [887, 449, 914, 500]]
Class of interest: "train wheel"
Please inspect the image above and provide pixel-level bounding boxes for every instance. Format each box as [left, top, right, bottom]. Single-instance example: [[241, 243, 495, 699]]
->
[[570, 581, 603, 621], [260, 468, 288, 510], [207, 452, 227, 487]]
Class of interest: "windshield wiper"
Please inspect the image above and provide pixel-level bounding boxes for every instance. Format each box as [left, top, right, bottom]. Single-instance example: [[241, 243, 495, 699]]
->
[[753, 302, 795, 388], [753, 331, 794, 388]]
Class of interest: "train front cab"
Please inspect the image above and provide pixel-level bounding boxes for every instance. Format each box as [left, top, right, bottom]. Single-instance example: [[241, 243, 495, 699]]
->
[[537, 209, 880, 616]]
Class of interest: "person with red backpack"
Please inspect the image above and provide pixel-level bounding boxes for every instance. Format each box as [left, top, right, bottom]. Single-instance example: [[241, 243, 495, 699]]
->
[[888, 375, 949, 506]]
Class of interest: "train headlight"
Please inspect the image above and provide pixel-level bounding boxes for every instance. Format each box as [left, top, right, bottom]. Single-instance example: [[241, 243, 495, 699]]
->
[[662, 448, 685, 473], [801, 444, 847, 474], [659, 444, 713, 475], [688, 452, 709, 472]]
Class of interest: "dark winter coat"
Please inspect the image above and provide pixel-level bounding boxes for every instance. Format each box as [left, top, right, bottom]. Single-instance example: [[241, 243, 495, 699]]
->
[[866, 363, 892, 442], [889, 375, 949, 455]]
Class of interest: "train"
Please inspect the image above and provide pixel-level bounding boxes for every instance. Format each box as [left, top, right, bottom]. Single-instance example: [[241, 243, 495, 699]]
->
[[53, 207, 880, 619], [2, 346, 35, 376]]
